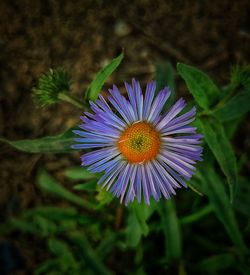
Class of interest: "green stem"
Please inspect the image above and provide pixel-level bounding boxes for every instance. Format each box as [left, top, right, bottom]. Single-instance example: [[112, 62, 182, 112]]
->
[[180, 204, 213, 225], [186, 181, 204, 196], [158, 200, 182, 262], [58, 92, 88, 109], [196, 110, 213, 118]]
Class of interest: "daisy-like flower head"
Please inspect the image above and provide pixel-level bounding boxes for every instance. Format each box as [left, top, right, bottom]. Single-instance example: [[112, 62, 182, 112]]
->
[[72, 79, 203, 205]]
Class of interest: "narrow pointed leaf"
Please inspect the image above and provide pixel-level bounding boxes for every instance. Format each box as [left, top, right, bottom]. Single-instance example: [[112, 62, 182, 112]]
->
[[177, 63, 220, 110], [234, 176, 250, 218], [96, 232, 124, 260], [69, 231, 112, 275], [73, 181, 96, 192], [0, 129, 75, 153], [23, 206, 93, 225], [198, 164, 246, 253], [3, 216, 58, 236], [126, 202, 153, 248], [85, 52, 124, 101], [155, 62, 176, 109], [158, 200, 182, 262], [48, 238, 74, 257], [64, 167, 96, 181], [197, 116, 237, 199], [197, 253, 235, 273], [35, 259, 61, 275], [37, 170, 96, 210], [126, 210, 142, 248]]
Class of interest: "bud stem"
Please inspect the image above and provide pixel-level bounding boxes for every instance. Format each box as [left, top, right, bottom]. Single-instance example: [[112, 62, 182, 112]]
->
[[58, 92, 88, 109]]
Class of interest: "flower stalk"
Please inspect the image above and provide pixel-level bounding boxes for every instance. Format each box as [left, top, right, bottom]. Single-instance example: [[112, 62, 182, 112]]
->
[[58, 92, 88, 110]]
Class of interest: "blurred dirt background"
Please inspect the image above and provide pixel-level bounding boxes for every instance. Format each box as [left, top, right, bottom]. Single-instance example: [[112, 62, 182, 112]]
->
[[0, 0, 250, 273]]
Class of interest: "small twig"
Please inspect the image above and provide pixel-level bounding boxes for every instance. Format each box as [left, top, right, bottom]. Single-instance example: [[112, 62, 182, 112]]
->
[[202, 51, 228, 69], [114, 205, 124, 230]]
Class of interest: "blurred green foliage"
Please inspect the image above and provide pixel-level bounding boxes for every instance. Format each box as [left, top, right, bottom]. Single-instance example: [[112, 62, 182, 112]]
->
[[1, 56, 250, 274]]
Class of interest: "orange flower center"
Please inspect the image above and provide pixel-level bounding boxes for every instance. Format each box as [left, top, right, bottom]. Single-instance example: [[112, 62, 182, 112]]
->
[[118, 121, 161, 164]]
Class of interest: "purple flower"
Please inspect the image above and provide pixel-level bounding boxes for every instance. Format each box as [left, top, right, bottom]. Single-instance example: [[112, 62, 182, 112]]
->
[[72, 79, 203, 205]]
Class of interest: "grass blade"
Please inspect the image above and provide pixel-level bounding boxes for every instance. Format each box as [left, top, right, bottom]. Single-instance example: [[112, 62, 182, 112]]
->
[[64, 167, 96, 181], [198, 164, 246, 254], [158, 200, 182, 263], [69, 231, 112, 275], [37, 170, 96, 210]]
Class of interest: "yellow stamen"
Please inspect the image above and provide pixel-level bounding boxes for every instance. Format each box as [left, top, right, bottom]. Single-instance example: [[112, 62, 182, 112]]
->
[[117, 121, 161, 164]]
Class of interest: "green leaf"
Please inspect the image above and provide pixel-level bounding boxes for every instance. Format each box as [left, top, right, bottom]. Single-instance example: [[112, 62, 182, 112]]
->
[[133, 203, 151, 236], [177, 63, 220, 110], [126, 208, 143, 248], [197, 116, 237, 200], [85, 52, 124, 101], [5, 216, 58, 236], [155, 62, 176, 110], [0, 129, 75, 153], [197, 253, 235, 274], [234, 176, 250, 218], [23, 206, 77, 220], [198, 164, 246, 253], [214, 89, 250, 121], [126, 202, 153, 248], [69, 231, 112, 275], [23, 206, 93, 225], [33, 216, 58, 236], [73, 181, 97, 192], [35, 259, 61, 275], [37, 170, 96, 210], [96, 231, 123, 260], [158, 200, 182, 262], [156, 62, 175, 91], [95, 185, 114, 206], [47, 238, 80, 273], [65, 167, 96, 181], [48, 238, 73, 257]]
